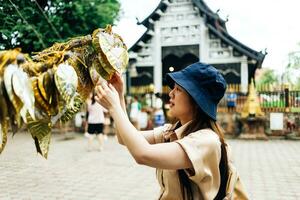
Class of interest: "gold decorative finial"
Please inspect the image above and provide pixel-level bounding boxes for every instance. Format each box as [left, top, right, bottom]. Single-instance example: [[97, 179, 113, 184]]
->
[[241, 79, 264, 118]]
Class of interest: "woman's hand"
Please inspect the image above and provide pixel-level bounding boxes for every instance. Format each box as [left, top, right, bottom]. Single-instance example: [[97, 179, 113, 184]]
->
[[94, 82, 121, 112], [108, 72, 124, 98]]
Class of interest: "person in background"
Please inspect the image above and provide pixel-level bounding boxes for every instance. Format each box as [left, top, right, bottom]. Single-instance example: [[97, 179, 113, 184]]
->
[[85, 90, 107, 151], [95, 63, 248, 199], [154, 92, 165, 127], [129, 95, 141, 129], [226, 89, 237, 112]]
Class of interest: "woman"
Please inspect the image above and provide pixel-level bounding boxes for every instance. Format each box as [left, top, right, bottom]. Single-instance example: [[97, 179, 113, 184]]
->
[[85, 90, 107, 151], [129, 95, 141, 129], [95, 63, 248, 200]]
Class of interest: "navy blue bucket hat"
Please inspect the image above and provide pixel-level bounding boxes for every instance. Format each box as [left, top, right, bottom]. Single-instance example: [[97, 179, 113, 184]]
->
[[165, 62, 227, 121]]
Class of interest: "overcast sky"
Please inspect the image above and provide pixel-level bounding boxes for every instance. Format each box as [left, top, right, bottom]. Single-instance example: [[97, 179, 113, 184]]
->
[[114, 0, 300, 74]]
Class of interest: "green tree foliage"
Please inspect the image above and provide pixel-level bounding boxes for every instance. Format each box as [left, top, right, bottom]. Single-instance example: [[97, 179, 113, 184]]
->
[[256, 68, 279, 87], [287, 46, 300, 69], [0, 0, 120, 53], [283, 48, 300, 88]]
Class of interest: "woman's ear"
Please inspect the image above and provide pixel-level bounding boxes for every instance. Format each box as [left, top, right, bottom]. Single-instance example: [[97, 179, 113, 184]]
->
[[189, 98, 198, 118]]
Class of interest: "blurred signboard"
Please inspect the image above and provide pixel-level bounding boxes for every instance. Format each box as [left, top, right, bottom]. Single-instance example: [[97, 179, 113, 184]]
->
[[270, 112, 284, 130]]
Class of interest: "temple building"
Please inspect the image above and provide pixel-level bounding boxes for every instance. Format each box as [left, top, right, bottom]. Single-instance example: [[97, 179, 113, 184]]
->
[[127, 0, 266, 94]]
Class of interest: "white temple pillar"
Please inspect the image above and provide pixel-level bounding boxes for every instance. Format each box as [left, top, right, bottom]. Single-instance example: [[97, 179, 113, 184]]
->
[[241, 58, 248, 93], [154, 24, 162, 93], [199, 21, 207, 62]]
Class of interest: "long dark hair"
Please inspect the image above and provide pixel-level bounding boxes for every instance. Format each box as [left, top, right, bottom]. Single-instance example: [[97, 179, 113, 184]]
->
[[91, 91, 96, 105], [167, 99, 229, 200]]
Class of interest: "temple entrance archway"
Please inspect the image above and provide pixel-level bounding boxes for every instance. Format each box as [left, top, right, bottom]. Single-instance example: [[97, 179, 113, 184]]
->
[[162, 45, 199, 85]]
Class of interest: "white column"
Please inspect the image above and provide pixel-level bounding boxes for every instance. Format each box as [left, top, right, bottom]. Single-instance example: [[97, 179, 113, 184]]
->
[[241, 59, 248, 93], [199, 21, 207, 62], [154, 24, 162, 93]]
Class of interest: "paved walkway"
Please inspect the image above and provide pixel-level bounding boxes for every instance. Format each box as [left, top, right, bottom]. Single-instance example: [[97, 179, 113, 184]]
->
[[0, 132, 299, 200]]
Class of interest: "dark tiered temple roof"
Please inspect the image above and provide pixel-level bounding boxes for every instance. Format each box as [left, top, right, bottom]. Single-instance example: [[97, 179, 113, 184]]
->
[[130, 0, 265, 68]]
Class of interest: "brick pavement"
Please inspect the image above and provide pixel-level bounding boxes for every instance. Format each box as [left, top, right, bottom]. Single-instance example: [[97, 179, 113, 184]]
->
[[0, 132, 299, 200]]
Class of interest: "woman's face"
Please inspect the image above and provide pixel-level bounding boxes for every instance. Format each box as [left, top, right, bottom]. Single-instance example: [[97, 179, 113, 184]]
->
[[168, 84, 194, 124]]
